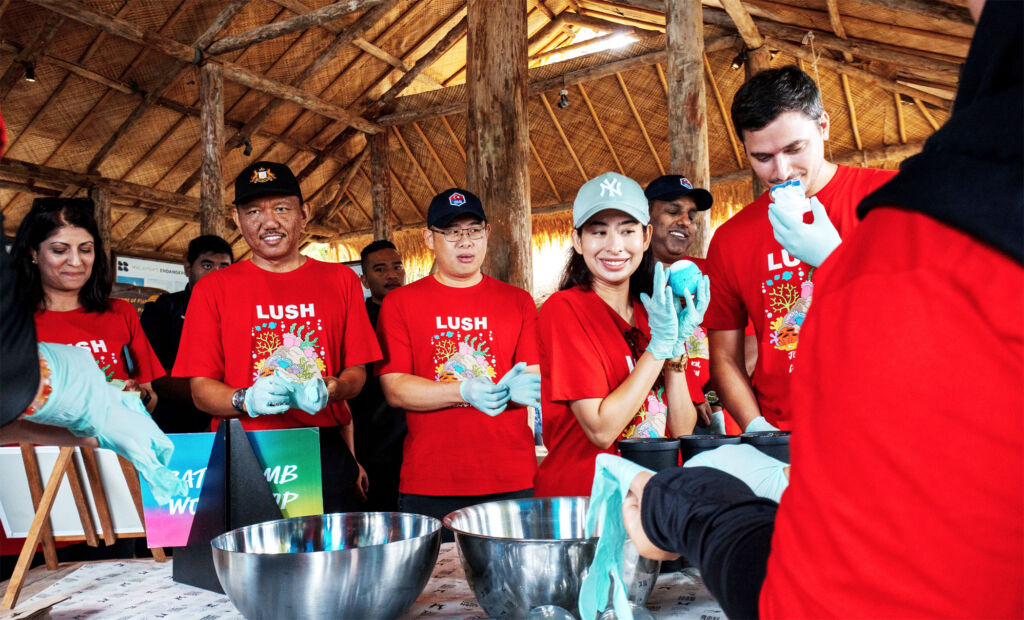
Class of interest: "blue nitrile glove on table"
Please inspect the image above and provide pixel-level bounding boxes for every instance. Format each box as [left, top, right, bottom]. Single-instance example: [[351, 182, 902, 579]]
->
[[672, 274, 711, 359], [459, 376, 511, 417], [639, 263, 679, 360], [27, 343, 186, 504], [245, 372, 292, 416], [579, 453, 655, 620], [497, 362, 541, 409], [768, 180, 841, 267], [684, 444, 789, 503], [746, 415, 780, 433]]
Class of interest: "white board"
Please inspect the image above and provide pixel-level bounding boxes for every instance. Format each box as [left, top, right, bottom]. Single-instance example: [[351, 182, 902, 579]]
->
[[0, 446, 143, 538]]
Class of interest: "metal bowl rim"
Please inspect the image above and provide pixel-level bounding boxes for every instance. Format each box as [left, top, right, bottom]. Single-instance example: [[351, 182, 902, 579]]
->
[[442, 496, 600, 542], [210, 511, 442, 554]]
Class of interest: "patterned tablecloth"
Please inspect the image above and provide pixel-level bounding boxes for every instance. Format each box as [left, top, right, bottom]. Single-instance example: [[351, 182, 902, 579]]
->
[[24, 543, 726, 619]]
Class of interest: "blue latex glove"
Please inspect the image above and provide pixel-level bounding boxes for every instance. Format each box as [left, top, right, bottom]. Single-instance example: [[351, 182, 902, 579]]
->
[[244, 373, 292, 416], [286, 375, 329, 414], [746, 415, 780, 433], [768, 195, 841, 267], [693, 410, 726, 435], [98, 389, 187, 504], [579, 454, 655, 620], [459, 376, 510, 417], [639, 263, 679, 360], [27, 343, 185, 504], [496, 362, 541, 409], [684, 444, 789, 502], [672, 274, 711, 358]]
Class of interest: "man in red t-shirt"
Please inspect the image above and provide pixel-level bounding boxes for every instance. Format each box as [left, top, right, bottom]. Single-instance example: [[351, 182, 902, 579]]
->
[[705, 66, 896, 431], [174, 161, 381, 512], [377, 188, 540, 541]]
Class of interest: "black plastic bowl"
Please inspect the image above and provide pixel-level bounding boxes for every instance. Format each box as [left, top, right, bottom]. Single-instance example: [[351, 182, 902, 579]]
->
[[618, 437, 681, 472], [740, 431, 791, 463], [678, 434, 742, 464]]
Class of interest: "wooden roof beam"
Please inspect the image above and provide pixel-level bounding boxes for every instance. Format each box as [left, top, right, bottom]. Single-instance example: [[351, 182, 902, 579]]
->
[[391, 127, 436, 195], [717, 0, 764, 50], [411, 122, 457, 187], [27, 0, 381, 134], [0, 13, 65, 102], [577, 82, 624, 174], [538, 93, 589, 183], [205, 0, 387, 55], [318, 149, 368, 224], [559, 12, 651, 40], [615, 72, 664, 175]]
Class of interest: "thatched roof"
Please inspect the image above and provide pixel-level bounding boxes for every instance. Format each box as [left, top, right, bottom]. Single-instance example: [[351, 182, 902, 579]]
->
[[0, 0, 971, 264]]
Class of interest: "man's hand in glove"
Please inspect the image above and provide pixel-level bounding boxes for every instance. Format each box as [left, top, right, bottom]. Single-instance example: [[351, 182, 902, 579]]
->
[[768, 196, 841, 267], [639, 263, 679, 360], [745, 415, 780, 433], [244, 373, 292, 416], [459, 376, 510, 417], [496, 362, 541, 409], [287, 376, 329, 414], [684, 444, 790, 503]]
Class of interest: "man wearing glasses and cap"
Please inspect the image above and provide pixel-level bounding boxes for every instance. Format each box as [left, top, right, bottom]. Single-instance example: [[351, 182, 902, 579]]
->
[[376, 188, 541, 541], [173, 161, 381, 513]]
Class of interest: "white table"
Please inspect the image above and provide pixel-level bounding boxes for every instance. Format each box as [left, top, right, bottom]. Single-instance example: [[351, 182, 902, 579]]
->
[[20, 543, 726, 619]]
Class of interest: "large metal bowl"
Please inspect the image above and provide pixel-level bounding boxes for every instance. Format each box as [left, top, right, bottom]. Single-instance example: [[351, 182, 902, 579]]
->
[[444, 497, 659, 618], [211, 512, 441, 620]]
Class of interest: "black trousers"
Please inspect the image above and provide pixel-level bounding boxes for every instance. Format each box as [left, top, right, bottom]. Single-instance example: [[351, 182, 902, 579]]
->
[[318, 427, 361, 514], [399, 488, 534, 543], [640, 467, 777, 620]]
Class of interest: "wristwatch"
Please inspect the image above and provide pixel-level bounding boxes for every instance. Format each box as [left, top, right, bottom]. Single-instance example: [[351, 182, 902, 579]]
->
[[232, 388, 247, 413]]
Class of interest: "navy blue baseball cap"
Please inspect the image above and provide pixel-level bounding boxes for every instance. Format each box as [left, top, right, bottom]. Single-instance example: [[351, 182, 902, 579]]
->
[[644, 175, 713, 211], [427, 188, 487, 228], [233, 161, 304, 206]]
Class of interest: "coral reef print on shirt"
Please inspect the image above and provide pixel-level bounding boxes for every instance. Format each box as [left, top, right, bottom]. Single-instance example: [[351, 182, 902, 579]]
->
[[251, 305, 327, 382], [621, 385, 667, 439], [763, 269, 811, 352], [431, 316, 498, 390]]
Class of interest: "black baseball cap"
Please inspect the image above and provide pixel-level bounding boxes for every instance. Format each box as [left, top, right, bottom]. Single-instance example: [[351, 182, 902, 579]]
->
[[644, 175, 713, 211], [427, 188, 487, 228], [233, 161, 304, 206]]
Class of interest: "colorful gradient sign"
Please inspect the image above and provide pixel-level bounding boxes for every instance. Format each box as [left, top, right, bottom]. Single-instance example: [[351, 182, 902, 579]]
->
[[140, 428, 323, 548]]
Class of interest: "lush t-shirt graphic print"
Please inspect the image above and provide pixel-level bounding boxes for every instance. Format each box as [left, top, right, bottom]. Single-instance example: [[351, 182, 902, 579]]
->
[[432, 329, 497, 383], [252, 317, 327, 382], [762, 267, 812, 353]]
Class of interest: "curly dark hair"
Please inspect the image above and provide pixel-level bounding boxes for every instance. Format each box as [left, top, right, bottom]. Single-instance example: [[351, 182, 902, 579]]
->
[[11, 197, 112, 313], [731, 65, 825, 139]]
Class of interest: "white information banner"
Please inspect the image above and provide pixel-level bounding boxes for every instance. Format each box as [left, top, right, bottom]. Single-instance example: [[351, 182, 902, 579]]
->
[[115, 256, 188, 293]]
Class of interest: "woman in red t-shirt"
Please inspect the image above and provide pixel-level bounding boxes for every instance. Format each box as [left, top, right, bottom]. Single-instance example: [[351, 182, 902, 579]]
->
[[11, 198, 163, 409], [534, 173, 708, 497]]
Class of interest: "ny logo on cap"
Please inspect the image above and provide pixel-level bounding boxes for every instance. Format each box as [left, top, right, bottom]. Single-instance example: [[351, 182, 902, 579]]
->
[[251, 168, 276, 184], [600, 178, 622, 197], [448, 192, 466, 206], [680, 177, 693, 189]]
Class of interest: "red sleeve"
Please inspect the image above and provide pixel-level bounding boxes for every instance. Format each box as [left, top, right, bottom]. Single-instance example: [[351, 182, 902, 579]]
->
[[338, 268, 382, 369], [375, 292, 412, 376], [541, 295, 613, 402], [704, 230, 748, 331], [117, 300, 164, 384], [172, 277, 225, 380], [513, 290, 540, 366]]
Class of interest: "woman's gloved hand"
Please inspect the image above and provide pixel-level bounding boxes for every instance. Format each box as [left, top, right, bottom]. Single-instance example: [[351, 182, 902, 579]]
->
[[639, 263, 679, 360], [459, 376, 511, 417], [684, 444, 789, 503], [672, 274, 711, 359], [244, 373, 292, 416], [496, 362, 541, 409]]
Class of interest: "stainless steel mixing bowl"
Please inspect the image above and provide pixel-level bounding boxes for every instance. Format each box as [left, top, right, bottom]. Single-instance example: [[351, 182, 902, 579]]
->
[[211, 512, 441, 620], [444, 497, 660, 618]]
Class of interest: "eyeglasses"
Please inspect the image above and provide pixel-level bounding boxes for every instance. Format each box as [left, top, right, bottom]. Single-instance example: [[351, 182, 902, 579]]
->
[[431, 226, 485, 243]]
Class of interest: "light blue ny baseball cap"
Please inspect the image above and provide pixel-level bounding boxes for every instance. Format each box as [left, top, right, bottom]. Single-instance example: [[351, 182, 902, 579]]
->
[[572, 172, 650, 229]]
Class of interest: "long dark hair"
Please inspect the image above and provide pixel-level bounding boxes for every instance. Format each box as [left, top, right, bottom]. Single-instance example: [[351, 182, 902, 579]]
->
[[12, 197, 112, 313], [558, 228, 655, 299]]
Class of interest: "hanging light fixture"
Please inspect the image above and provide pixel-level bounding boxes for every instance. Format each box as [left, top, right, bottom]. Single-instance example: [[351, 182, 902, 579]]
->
[[557, 88, 570, 109], [242, 138, 253, 157], [22, 62, 36, 82], [730, 50, 747, 71]]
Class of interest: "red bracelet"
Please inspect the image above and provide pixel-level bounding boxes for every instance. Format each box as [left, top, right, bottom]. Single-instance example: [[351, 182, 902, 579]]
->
[[22, 356, 53, 419]]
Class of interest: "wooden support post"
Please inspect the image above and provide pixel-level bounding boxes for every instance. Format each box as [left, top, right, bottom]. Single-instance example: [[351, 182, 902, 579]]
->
[[199, 62, 226, 237], [89, 186, 112, 262], [466, 0, 532, 290], [369, 131, 392, 241], [744, 49, 770, 200], [665, 0, 710, 257]]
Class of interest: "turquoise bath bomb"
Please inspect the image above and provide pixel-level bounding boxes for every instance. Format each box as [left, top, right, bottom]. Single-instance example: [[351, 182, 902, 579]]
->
[[668, 260, 702, 297]]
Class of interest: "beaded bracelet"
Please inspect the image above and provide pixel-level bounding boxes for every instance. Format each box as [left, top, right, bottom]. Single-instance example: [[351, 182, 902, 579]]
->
[[22, 355, 53, 418]]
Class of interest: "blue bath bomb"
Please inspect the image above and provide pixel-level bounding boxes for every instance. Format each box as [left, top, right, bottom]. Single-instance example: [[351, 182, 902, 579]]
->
[[668, 260, 702, 297]]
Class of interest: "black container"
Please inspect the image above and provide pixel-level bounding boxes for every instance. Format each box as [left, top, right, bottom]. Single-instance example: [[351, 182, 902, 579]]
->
[[740, 431, 791, 463], [678, 434, 742, 464], [618, 437, 681, 472]]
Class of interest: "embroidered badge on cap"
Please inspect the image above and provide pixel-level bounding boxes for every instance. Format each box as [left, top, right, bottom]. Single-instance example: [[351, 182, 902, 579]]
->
[[448, 192, 466, 206], [251, 168, 276, 183], [680, 177, 693, 189]]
